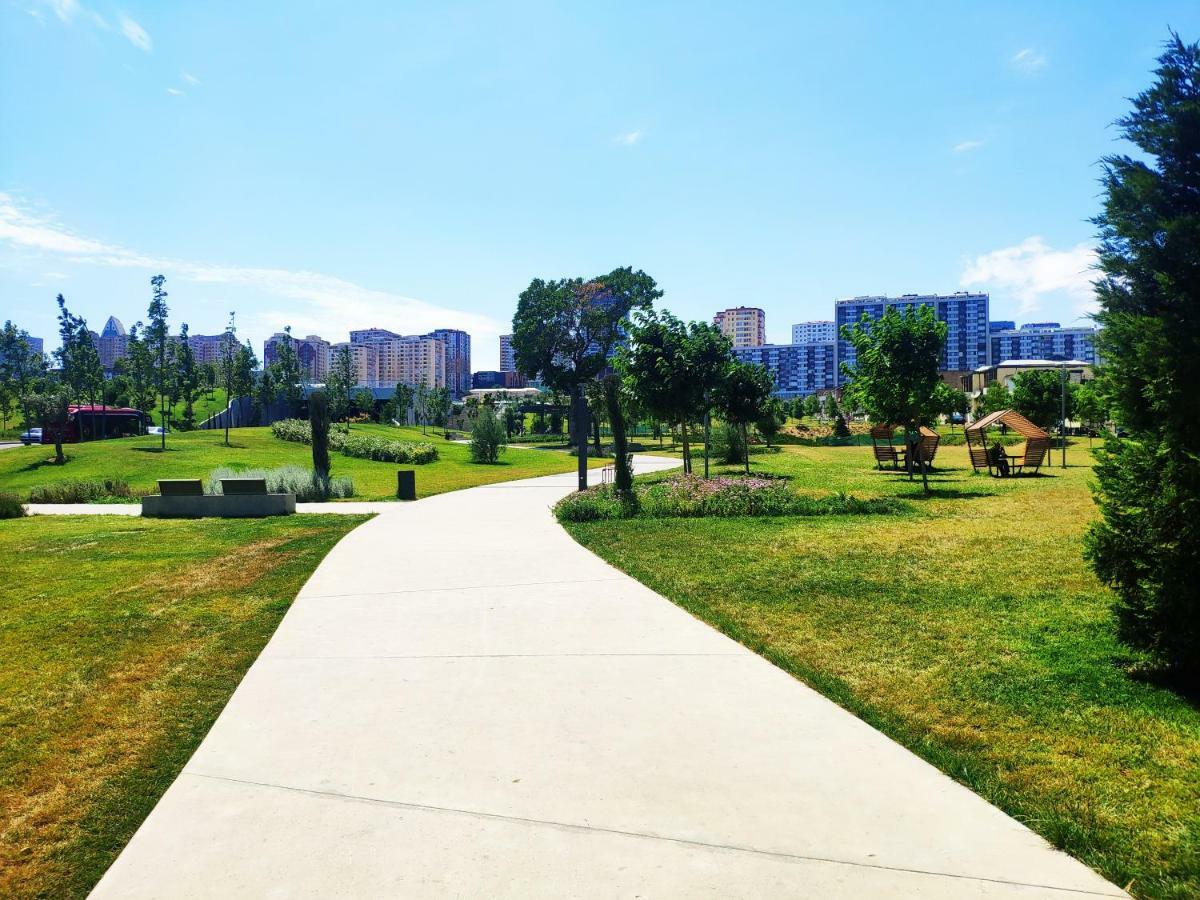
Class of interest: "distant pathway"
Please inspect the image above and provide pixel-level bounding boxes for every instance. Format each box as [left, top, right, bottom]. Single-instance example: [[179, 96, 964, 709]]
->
[[90, 456, 1123, 898]]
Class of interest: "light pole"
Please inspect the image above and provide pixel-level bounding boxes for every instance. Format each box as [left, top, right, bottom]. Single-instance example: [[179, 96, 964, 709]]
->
[[1060, 360, 1067, 468]]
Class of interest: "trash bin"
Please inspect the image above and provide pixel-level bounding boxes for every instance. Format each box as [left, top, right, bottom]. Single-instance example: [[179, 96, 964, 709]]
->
[[397, 470, 416, 500]]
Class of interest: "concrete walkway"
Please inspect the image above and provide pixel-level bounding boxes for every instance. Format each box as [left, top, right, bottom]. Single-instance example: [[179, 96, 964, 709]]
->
[[90, 456, 1123, 898]]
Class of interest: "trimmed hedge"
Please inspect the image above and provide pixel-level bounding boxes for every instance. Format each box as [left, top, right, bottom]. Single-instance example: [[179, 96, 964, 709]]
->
[[0, 492, 25, 519], [270, 419, 438, 464]]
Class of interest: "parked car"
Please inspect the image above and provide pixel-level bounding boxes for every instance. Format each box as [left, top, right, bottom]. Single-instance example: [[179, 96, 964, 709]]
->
[[20, 427, 42, 445]]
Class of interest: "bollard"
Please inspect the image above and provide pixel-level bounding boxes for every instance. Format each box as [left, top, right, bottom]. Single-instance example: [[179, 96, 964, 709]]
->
[[396, 470, 416, 501]]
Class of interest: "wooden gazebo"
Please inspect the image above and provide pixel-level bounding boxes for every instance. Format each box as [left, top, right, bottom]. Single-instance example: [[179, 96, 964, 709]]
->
[[965, 409, 1051, 477], [870, 424, 940, 471]]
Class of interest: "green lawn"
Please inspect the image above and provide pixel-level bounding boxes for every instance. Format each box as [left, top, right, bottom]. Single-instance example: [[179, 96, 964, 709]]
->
[[153, 389, 230, 428], [565, 443, 1200, 899], [0, 424, 604, 501], [0, 513, 368, 898]]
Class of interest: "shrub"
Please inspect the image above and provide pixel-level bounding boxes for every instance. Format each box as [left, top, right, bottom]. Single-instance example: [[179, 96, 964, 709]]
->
[[270, 418, 312, 444], [710, 423, 746, 464], [340, 434, 438, 464], [0, 492, 26, 518], [470, 409, 507, 464], [205, 465, 354, 502], [554, 474, 906, 522], [27, 478, 132, 503]]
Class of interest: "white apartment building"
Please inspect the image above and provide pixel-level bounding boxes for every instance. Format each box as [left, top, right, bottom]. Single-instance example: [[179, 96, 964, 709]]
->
[[499, 334, 515, 372], [337, 333, 446, 389], [791, 320, 836, 344]]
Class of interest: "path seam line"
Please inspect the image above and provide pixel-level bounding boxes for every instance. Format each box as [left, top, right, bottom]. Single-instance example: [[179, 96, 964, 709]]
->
[[300, 576, 627, 600], [183, 772, 1125, 898]]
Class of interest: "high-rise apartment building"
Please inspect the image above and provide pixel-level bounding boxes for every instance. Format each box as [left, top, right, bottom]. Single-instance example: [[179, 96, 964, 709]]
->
[[834, 292, 989, 382], [423, 328, 471, 398], [499, 334, 515, 372], [264, 333, 331, 381], [341, 330, 446, 389], [734, 342, 836, 399], [989, 323, 1100, 365], [187, 332, 239, 367], [713, 307, 766, 348], [95, 316, 129, 371], [791, 321, 835, 344]]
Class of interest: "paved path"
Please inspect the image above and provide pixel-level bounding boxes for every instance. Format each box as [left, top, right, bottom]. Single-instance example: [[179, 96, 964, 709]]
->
[[90, 456, 1123, 898]]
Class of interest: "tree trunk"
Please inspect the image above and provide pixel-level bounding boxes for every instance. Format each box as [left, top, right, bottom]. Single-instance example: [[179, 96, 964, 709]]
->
[[602, 376, 633, 495], [573, 383, 588, 492], [703, 404, 711, 479], [680, 419, 691, 475], [742, 423, 750, 475]]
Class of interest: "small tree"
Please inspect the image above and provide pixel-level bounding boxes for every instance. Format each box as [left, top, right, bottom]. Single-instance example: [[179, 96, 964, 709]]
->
[[1073, 379, 1107, 442], [309, 388, 332, 487], [841, 305, 947, 494], [125, 323, 156, 419], [1085, 34, 1200, 684], [756, 396, 785, 447], [975, 380, 1011, 420], [172, 323, 200, 430], [272, 326, 304, 417], [219, 313, 244, 445], [328, 344, 355, 425], [0, 321, 46, 433], [146, 275, 171, 449], [715, 361, 773, 475], [470, 407, 508, 463], [1011, 368, 1072, 432], [352, 388, 377, 421], [391, 382, 414, 426], [28, 387, 70, 464]]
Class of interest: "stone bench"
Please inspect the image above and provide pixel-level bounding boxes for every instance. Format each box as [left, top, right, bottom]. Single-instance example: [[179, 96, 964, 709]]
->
[[142, 477, 294, 519]]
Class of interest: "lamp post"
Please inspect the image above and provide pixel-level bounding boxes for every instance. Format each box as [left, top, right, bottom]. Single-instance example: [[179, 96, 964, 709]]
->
[[1060, 360, 1067, 468]]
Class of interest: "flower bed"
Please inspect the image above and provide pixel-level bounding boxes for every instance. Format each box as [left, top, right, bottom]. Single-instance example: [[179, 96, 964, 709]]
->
[[554, 473, 906, 522]]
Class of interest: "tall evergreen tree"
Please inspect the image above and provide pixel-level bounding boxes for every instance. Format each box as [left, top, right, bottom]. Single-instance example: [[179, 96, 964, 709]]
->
[[146, 275, 171, 449], [1085, 35, 1200, 685]]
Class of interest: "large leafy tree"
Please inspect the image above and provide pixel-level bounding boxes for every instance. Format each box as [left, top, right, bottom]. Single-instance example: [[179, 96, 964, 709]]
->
[[512, 267, 656, 491], [1085, 35, 1200, 685], [0, 321, 47, 432], [841, 305, 947, 494], [974, 380, 1011, 419]]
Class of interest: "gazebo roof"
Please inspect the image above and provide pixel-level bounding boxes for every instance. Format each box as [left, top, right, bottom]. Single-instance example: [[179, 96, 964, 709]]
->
[[966, 409, 1048, 439]]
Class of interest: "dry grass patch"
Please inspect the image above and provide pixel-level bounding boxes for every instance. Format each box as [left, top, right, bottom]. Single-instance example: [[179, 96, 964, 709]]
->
[[0, 513, 368, 898]]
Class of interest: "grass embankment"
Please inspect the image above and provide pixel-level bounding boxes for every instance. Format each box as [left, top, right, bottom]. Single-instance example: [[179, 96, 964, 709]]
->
[[0, 513, 368, 897], [0, 424, 603, 501], [152, 389, 230, 428], [565, 443, 1200, 899]]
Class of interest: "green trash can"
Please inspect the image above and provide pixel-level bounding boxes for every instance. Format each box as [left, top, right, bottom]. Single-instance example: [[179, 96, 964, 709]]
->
[[397, 470, 416, 500]]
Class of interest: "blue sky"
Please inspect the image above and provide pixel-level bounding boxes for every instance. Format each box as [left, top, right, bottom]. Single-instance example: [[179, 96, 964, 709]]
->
[[2, 1, 1196, 368]]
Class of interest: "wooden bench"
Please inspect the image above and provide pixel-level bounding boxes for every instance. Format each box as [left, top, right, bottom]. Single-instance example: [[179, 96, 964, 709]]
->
[[914, 426, 940, 468], [157, 479, 204, 496], [1006, 436, 1050, 476], [870, 425, 904, 470]]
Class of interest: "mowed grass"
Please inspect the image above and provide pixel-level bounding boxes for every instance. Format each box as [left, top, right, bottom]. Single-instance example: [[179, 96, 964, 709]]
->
[[0, 513, 368, 898], [0, 423, 603, 501], [566, 443, 1200, 899]]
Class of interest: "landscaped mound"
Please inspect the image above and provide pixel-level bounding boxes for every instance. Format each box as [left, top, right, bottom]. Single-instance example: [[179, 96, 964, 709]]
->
[[554, 473, 906, 522], [271, 419, 438, 464]]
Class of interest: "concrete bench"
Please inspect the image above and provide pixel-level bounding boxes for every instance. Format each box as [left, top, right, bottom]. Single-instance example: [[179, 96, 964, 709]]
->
[[221, 478, 268, 495], [142, 477, 294, 519], [158, 479, 204, 496]]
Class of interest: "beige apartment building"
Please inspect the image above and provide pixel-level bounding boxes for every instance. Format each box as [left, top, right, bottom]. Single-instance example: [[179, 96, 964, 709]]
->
[[333, 335, 445, 389], [713, 306, 766, 348]]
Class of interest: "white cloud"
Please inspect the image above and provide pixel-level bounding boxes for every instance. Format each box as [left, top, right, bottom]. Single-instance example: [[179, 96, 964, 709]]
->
[[614, 130, 643, 146], [119, 14, 151, 52], [40, 0, 80, 23], [1009, 48, 1047, 74], [961, 236, 1097, 316], [0, 193, 504, 356], [181, 71, 201, 86], [166, 87, 183, 96], [953, 139, 984, 153]]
